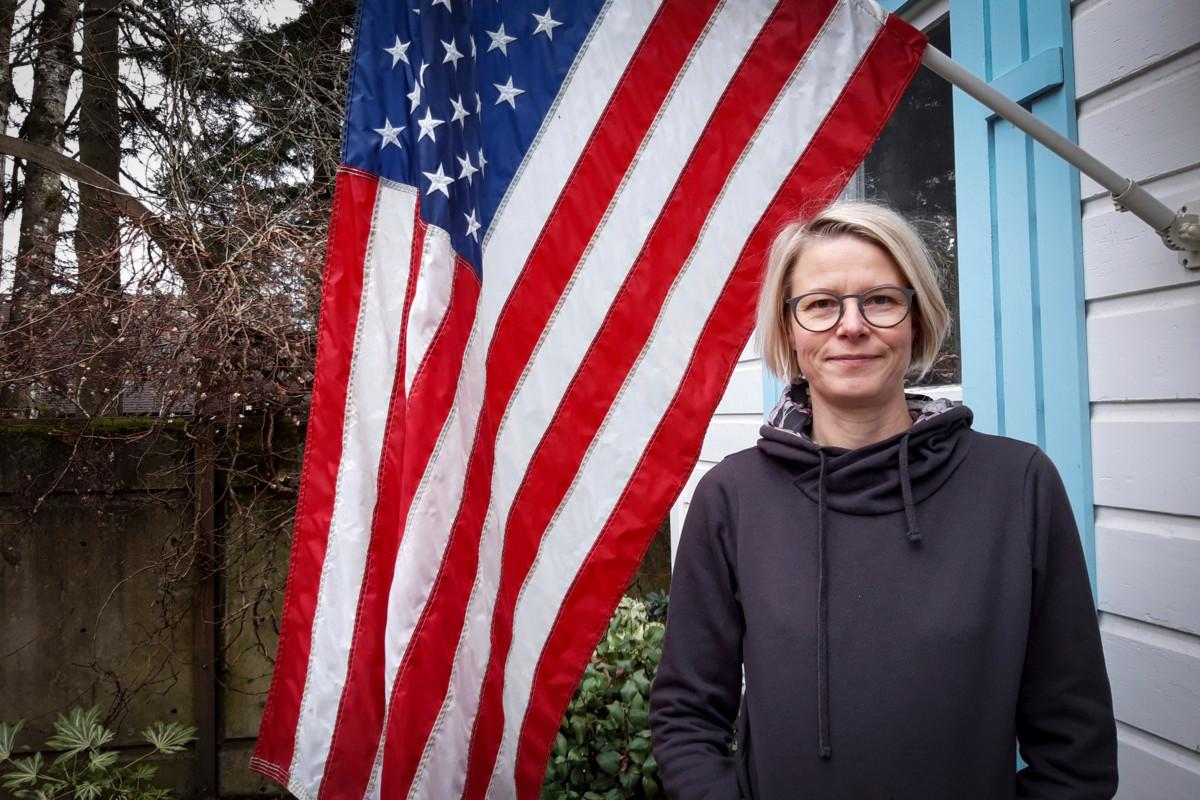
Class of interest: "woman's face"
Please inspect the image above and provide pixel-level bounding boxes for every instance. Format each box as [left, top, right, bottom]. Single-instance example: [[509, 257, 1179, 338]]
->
[[788, 235, 915, 413]]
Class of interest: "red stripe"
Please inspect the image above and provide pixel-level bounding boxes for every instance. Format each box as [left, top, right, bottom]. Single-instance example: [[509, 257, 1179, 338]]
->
[[512, 15, 927, 798], [378, 1, 721, 795], [461, 1, 839, 795], [251, 169, 380, 782], [316, 205, 425, 799]]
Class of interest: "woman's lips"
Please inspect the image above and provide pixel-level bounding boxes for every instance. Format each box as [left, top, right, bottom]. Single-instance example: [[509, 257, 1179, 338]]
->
[[827, 355, 879, 366]]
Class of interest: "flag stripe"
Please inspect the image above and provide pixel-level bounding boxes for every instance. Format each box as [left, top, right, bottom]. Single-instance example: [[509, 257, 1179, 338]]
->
[[452, 1, 828, 795], [511, 11, 926, 797], [405, 226, 459, 394], [288, 181, 419, 793], [251, 169, 380, 784], [375, 0, 721, 795], [314, 209, 446, 798]]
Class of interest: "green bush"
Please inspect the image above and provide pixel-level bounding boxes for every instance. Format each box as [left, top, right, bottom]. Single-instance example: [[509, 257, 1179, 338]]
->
[[0, 707, 196, 800], [542, 596, 666, 800]]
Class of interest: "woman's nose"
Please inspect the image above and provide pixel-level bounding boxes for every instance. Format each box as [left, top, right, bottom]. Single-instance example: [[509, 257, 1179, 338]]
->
[[836, 299, 871, 336]]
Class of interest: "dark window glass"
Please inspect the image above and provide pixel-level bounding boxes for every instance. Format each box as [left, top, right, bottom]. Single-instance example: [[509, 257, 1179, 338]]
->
[[862, 18, 959, 385]]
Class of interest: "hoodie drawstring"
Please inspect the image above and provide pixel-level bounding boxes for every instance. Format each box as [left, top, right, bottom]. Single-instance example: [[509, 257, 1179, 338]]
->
[[814, 433, 922, 760], [898, 430, 922, 543], [816, 449, 831, 759]]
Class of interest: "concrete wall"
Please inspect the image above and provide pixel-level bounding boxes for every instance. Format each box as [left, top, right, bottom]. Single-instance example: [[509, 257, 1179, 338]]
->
[[0, 421, 294, 798], [1072, 0, 1200, 795]]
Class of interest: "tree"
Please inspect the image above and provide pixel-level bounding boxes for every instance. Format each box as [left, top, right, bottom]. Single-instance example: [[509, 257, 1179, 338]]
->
[[3, 0, 81, 412], [75, 0, 123, 413]]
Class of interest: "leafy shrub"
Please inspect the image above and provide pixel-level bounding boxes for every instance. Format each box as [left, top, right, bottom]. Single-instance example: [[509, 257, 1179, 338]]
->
[[542, 596, 666, 799], [640, 591, 669, 625], [0, 707, 197, 800]]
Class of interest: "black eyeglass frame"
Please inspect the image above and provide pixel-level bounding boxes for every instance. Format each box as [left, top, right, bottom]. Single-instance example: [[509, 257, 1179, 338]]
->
[[783, 286, 917, 333]]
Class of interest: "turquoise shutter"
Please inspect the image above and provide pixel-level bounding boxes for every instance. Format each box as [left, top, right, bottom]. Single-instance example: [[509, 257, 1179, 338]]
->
[[950, 0, 1096, 584]]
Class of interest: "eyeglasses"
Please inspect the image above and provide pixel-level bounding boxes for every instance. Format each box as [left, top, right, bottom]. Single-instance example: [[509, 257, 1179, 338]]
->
[[784, 286, 916, 332]]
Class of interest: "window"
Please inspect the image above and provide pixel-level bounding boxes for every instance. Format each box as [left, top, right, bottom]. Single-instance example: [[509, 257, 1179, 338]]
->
[[859, 17, 960, 386]]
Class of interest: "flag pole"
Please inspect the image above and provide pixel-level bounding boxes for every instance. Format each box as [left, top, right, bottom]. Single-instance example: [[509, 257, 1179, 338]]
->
[[921, 46, 1199, 268]]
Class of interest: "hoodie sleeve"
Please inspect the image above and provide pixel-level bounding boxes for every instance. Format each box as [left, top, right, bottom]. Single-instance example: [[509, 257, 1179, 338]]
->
[[1015, 449, 1118, 799], [650, 468, 745, 800]]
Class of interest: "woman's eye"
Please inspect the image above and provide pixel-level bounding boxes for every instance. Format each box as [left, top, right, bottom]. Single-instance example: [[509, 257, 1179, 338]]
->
[[805, 298, 837, 311], [865, 294, 897, 306]]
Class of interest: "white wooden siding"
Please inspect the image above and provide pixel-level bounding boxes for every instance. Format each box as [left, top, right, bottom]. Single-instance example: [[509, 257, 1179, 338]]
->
[[1096, 508, 1200, 636], [1074, 0, 1200, 792]]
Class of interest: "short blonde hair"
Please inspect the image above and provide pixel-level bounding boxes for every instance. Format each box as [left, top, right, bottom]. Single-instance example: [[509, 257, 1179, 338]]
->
[[756, 201, 950, 383]]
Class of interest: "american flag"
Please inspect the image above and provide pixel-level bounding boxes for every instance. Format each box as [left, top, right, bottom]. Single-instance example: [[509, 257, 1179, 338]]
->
[[252, 0, 924, 797]]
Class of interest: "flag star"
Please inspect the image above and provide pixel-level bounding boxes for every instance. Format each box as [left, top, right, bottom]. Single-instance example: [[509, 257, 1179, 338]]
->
[[373, 118, 404, 149], [486, 23, 517, 55], [457, 153, 479, 185], [478, 147, 488, 175], [470, 35, 477, 60], [431, 0, 450, 10], [464, 208, 481, 241], [450, 95, 471, 126], [406, 81, 422, 112], [494, 76, 526, 109], [419, 60, 429, 86], [475, 91, 482, 113], [423, 164, 454, 197], [531, 7, 563, 40], [384, 36, 410, 68], [442, 37, 464, 69], [416, 107, 445, 142]]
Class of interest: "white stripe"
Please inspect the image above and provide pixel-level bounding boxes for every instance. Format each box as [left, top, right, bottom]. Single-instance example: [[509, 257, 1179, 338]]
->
[[363, 2, 664, 795], [287, 182, 417, 794], [405, 226, 456, 394], [487, 2, 884, 796], [409, 2, 776, 797]]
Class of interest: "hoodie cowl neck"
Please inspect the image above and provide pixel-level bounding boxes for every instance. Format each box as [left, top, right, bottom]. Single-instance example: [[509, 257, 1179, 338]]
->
[[758, 379, 974, 516]]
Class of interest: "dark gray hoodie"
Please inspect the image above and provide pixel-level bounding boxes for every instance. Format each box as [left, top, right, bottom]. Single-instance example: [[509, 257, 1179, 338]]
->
[[650, 383, 1117, 799]]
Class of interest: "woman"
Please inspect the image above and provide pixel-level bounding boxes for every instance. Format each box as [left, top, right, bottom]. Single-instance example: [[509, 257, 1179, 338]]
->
[[649, 203, 1117, 799]]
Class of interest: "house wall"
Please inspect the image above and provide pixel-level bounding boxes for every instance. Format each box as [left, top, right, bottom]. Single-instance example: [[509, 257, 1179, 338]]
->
[[1072, 0, 1200, 795]]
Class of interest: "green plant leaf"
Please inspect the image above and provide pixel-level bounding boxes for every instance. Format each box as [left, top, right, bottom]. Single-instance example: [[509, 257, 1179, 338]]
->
[[45, 708, 112, 756], [595, 749, 621, 776], [643, 774, 661, 797], [2, 752, 44, 789], [73, 780, 103, 800], [628, 706, 649, 729], [127, 763, 157, 783], [142, 721, 197, 754], [569, 714, 587, 745], [0, 720, 25, 762], [86, 749, 120, 772]]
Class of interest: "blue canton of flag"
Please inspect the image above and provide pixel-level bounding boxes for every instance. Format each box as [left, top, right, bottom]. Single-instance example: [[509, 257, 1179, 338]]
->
[[343, 0, 607, 274]]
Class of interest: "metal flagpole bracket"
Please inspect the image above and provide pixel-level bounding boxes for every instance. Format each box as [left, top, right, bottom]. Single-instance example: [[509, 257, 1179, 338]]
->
[[921, 47, 1200, 271], [1166, 203, 1198, 271]]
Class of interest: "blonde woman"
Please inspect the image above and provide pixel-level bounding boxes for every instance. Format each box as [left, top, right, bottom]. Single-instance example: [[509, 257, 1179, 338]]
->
[[650, 203, 1117, 798]]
